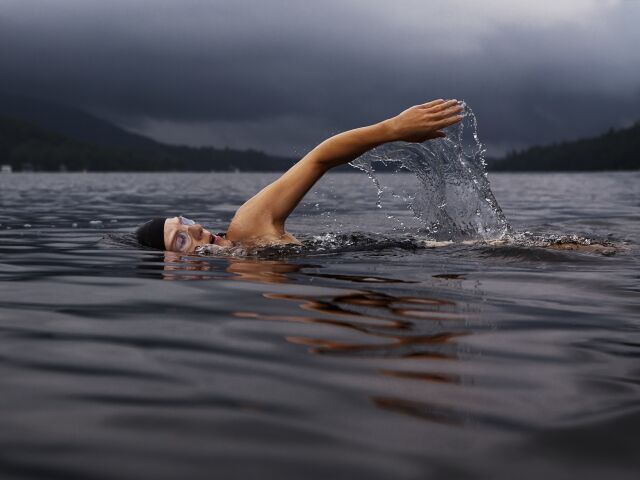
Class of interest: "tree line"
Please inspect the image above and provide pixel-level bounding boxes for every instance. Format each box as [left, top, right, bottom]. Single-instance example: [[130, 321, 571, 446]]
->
[[490, 122, 640, 171], [0, 117, 295, 172]]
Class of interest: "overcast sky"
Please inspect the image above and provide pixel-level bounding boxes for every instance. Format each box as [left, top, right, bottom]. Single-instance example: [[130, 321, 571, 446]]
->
[[1, 0, 639, 156]]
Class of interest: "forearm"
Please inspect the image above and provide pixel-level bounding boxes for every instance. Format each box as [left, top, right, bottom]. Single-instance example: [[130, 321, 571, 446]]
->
[[305, 121, 396, 170]]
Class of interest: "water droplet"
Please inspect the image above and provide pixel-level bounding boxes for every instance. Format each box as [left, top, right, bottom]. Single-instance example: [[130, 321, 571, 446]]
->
[[349, 103, 509, 241]]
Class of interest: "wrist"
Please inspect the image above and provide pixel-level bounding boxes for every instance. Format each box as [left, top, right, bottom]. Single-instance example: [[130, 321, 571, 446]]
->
[[375, 119, 398, 144]]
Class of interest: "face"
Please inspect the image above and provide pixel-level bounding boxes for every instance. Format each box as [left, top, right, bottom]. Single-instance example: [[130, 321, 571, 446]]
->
[[163, 216, 230, 253]]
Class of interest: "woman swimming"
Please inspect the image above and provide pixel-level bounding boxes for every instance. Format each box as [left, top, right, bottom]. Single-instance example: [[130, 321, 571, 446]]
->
[[135, 99, 463, 252]]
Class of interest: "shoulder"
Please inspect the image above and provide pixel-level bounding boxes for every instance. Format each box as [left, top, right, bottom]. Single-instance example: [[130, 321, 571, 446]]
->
[[225, 208, 301, 246]]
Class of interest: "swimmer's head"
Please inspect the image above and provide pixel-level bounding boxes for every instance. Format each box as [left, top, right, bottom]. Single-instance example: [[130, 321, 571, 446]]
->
[[135, 216, 229, 253]]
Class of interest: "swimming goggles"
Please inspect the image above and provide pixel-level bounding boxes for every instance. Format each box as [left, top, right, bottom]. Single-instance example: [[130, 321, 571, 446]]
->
[[172, 216, 197, 252], [179, 216, 196, 226]]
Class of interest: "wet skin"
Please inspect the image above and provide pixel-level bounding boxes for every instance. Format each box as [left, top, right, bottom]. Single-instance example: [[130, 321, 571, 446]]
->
[[163, 216, 233, 253]]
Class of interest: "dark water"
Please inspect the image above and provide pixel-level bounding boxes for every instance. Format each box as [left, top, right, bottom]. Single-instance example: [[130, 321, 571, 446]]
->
[[0, 171, 638, 480]]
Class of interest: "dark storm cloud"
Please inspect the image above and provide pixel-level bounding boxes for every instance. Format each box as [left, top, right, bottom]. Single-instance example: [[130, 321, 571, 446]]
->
[[1, 0, 639, 155]]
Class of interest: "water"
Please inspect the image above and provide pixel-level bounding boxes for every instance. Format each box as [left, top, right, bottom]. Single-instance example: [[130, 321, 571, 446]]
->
[[0, 171, 638, 480], [350, 103, 510, 241]]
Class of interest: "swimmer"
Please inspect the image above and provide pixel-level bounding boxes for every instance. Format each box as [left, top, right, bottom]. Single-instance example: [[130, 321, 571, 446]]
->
[[135, 99, 463, 253]]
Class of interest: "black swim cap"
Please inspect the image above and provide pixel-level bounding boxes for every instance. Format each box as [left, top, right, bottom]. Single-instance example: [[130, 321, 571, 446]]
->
[[135, 218, 167, 250]]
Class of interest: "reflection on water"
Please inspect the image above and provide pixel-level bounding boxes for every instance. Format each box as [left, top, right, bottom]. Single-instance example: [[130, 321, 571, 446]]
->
[[162, 252, 311, 283], [252, 290, 465, 358], [162, 252, 216, 280], [226, 258, 310, 284], [159, 255, 471, 421]]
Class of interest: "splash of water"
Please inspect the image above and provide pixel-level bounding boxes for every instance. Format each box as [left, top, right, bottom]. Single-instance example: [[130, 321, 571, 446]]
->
[[350, 103, 510, 242], [189, 231, 618, 258], [195, 243, 247, 256]]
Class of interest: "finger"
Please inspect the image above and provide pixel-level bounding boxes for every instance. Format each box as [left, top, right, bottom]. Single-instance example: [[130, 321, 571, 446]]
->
[[419, 98, 445, 108], [428, 99, 460, 113], [422, 99, 458, 111], [434, 130, 446, 138], [430, 105, 464, 120], [434, 115, 464, 129]]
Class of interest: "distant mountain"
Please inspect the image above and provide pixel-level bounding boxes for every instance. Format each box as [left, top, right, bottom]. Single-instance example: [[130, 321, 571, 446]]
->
[[0, 92, 160, 149], [0, 117, 295, 172], [490, 122, 640, 171], [0, 93, 296, 171]]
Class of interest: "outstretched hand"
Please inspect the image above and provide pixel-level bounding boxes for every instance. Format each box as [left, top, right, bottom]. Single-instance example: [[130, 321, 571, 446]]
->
[[384, 99, 463, 143]]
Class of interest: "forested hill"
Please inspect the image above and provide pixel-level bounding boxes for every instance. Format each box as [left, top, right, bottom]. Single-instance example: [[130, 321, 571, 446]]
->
[[490, 122, 640, 171], [0, 117, 295, 172], [0, 92, 160, 149]]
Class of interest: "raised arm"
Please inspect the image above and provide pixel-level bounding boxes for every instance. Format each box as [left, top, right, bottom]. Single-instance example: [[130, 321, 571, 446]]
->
[[226, 99, 463, 244]]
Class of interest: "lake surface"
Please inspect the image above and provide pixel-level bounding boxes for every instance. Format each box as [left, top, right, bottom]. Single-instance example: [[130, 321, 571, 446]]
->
[[0, 171, 638, 480]]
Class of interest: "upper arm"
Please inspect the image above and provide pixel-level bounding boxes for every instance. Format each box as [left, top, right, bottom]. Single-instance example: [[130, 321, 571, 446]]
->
[[225, 155, 328, 240]]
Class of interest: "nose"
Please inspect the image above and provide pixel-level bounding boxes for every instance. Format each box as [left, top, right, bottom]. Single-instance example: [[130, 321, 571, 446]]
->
[[187, 223, 204, 240]]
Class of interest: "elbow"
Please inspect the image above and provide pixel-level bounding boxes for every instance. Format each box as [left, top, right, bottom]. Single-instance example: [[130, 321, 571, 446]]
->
[[301, 150, 336, 172]]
